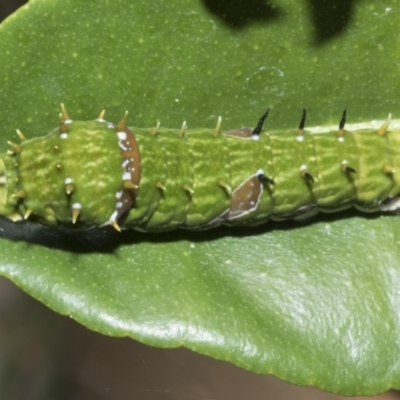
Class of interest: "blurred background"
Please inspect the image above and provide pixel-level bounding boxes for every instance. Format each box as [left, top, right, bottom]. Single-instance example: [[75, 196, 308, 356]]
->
[[1, 1, 400, 399]]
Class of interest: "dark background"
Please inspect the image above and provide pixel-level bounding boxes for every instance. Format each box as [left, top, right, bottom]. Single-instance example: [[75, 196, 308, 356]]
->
[[0, 0, 26, 22]]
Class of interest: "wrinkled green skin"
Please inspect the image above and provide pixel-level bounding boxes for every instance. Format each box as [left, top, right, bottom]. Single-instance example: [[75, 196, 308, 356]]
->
[[0, 117, 399, 232]]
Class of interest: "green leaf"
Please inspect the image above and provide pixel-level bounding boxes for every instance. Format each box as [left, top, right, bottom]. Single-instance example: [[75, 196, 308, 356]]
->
[[0, 0, 400, 396]]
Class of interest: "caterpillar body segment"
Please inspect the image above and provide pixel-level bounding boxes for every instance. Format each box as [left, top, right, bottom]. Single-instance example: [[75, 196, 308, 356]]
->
[[1, 107, 400, 232]]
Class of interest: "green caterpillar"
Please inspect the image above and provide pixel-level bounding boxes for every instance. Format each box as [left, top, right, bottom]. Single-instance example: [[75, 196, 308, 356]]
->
[[0, 105, 398, 232]]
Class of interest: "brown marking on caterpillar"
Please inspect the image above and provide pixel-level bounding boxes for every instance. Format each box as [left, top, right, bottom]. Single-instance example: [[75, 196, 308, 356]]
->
[[111, 126, 141, 223], [228, 170, 264, 220], [225, 127, 254, 138], [224, 107, 270, 140]]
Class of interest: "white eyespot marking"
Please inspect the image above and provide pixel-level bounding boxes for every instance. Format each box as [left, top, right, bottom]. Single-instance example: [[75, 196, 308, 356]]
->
[[65, 177, 73, 184], [60, 133, 68, 139], [123, 172, 131, 180], [116, 191, 123, 199], [117, 131, 127, 140], [300, 164, 307, 171], [116, 202, 123, 208], [72, 203, 82, 210]]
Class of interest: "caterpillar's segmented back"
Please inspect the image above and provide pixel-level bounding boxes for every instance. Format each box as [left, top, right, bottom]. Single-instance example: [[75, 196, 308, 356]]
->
[[1, 105, 399, 232]]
